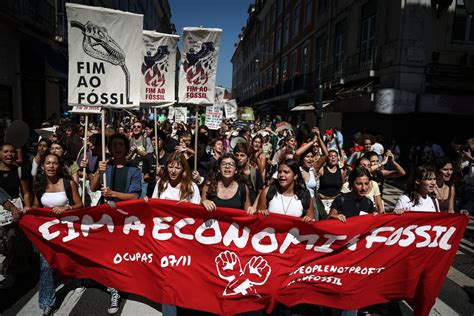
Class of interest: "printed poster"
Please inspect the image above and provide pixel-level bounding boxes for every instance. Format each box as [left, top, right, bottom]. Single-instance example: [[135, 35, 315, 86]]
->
[[141, 31, 179, 104], [178, 27, 222, 105], [66, 3, 143, 108]]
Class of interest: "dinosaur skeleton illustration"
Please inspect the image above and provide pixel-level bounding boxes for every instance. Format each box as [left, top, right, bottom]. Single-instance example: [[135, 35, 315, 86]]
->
[[70, 20, 131, 103]]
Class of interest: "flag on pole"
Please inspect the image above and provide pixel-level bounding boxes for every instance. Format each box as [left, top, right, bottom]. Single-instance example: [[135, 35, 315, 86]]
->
[[178, 27, 222, 105], [66, 3, 143, 108], [141, 31, 179, 104]]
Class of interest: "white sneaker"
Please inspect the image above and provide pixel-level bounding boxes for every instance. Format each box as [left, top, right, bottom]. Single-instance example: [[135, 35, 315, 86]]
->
[[74, 286, 86, 294], [108, 290, 120, 314]]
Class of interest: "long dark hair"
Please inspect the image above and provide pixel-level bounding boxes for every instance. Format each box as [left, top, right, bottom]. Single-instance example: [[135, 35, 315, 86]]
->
[[348, 166, 371, 190], [435, 157, 455, 186], [206, 153, 242, 198], [405, 164, 436, 206], [33, 153, 70, 201], [50, 141, 75, 167], [274, 159, 308, 202], [157, 152, 195, 201]]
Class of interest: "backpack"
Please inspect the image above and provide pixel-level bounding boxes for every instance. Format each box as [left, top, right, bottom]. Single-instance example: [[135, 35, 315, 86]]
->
[[266, 184, 311, 217], [63, 178, 73, 205]]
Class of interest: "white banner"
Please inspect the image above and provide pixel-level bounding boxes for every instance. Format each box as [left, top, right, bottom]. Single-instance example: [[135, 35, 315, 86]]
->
[[66, 3, 143, 108], [174, 107, 188, 123], [178, 27, 222, 105], [141, 31, 179, 104], [224, 99, 238, 120], [205, 106, 223, 130], [214, 86, 226, 106]]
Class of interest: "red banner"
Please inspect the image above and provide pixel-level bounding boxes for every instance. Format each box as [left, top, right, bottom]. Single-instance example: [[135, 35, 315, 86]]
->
[[19, 199, 468, 315]]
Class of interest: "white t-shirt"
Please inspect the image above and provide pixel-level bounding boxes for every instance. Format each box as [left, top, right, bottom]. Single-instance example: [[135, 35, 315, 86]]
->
[[152, 180, 201, 204], [394, 195, 439, 212], [268, 192, 304, 218]]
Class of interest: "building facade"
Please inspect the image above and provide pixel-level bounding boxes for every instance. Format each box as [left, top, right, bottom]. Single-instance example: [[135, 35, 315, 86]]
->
[[232, 0, 474, 145], [0, 0, 175, 130]]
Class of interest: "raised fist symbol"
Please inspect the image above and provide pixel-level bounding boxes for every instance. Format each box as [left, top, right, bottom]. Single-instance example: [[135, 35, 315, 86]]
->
[[215, 251, 271, 297], [215, 250, 242, 283]]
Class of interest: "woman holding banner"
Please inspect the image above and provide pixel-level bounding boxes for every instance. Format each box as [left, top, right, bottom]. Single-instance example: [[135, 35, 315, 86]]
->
[[31, 153, 83, 315], [201, 153, 250, 212], [257, 159, 315, 222], [149, 151, 200, 316]]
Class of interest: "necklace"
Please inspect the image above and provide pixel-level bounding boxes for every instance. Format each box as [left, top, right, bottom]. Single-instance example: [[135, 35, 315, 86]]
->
[[280, 193, 294, 215]]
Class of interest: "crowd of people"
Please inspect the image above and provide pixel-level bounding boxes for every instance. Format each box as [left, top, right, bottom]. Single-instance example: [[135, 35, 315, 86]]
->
[[0, 111, 473, 315]]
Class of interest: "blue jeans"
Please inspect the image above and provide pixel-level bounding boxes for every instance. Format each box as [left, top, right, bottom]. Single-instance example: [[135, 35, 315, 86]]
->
[[162, 304, 177, 316], [39, 253, 55, 310]]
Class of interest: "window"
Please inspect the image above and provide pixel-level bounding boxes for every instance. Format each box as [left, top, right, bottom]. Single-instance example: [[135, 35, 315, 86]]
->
[[302, 45, 310, 74], [290, 50, 298, 76], [269, 32, 274, 55], [315, 34, 326, 81], [453, 0, 474, 42], [334, 19, 347, 73], [318, 0, 328, 15], [293, 4, 300, 36], [276, 25, 282, 52], [360, 14, 376, 65], [284, 15, 290, 45], [275, 65, 280, 83], [281, 57, 288, 80], [278, 0, 284, 15], [304, 0, 313, 26]]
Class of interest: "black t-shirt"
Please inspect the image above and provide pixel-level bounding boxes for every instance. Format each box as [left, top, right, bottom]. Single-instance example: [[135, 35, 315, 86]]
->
[[0, 167, 28, 198], [247, 167, 264, 204], [142, 152, 168, 197], [330, 192, 376, 218]]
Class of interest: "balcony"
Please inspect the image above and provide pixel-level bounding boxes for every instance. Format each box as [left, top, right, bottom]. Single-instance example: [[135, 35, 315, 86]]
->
[[322, 47, 380, 82], [238, 47, 380, 106], [426, 63, 474, 93]]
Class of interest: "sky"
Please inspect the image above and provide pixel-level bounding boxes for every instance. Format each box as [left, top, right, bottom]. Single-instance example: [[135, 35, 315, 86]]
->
[[170, 0, 255, 91]]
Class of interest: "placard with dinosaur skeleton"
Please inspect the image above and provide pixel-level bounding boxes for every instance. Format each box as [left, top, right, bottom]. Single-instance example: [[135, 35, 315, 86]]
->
[[141, 31, 179, 104], [66, 3, 143, 108], [178, 27, 222, 105]]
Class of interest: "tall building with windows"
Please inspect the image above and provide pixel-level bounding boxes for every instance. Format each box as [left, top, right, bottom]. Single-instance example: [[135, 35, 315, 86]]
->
[[232, 0, 474, 143], [0, 0, 175, 130]]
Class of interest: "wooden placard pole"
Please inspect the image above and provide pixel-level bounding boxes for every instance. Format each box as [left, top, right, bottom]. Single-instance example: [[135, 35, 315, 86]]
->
[[81, 114, 89, 205], [101, 109, 107, 187], [194, 105, 199, 171], [154, 107, 159, 168]]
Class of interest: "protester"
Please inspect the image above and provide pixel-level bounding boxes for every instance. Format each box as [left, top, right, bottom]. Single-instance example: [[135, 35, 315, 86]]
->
[[90, 133, 141, 314], [435, 158, 455, 213], [251, 134, 267, 179], [258, 159, 315, 222], [318, 150, 345, 214], [31, 138, 50, 177], [143, 131, 168, 198], [30, 153, 83, 315], [50, 141, 80, 185], [151, 151, 200, 204], [0, 142, 32, 289], [234, 143, 264, 214], [394, 165, 439, 213], [341, 157, 384, 213], [365, 150, 406, 195], [201, 153, 250, 212]]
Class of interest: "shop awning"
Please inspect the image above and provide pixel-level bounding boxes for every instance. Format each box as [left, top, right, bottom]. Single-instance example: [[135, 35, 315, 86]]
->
[[291, 104, 314, 111]]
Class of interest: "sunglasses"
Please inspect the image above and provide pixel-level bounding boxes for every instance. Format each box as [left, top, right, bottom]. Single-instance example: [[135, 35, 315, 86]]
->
[[133, 125, 142, 129]]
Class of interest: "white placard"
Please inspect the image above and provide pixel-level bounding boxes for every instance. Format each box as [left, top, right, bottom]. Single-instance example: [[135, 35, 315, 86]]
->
[[167, 106, 175, 120], [141, 31, 179, 103], [174, 107, 188, 123], [66, 3, 143, 108], [224, 99, 238, 120], [205, 106, 223, 130], [178, 27, 222, 105], [69, 105, 103, 114], [214, 86, 226, 106]]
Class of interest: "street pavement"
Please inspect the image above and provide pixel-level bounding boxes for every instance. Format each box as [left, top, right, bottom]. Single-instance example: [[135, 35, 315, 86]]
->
[[1, 184, 473, 315]]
